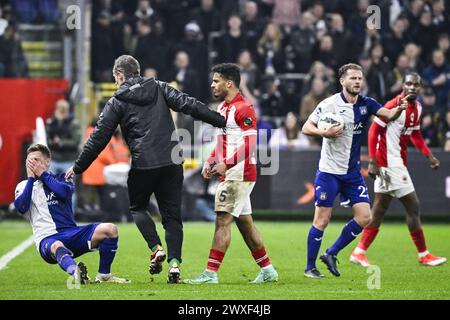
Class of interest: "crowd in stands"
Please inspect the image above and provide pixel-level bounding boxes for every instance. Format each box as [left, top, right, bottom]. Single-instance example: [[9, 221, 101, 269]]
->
[[1, 0, 450, 150], [90, 0, 450, 150]]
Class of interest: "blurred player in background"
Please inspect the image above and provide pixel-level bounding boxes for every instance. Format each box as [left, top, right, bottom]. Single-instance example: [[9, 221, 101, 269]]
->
[[350, 73, 447, 267], [184, 63, 278, 284], [14, 144, 129, 284], [301, 63, 408, 278]]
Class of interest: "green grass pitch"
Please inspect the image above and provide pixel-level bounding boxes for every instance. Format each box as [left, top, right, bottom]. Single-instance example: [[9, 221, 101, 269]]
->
[[0, 220, 449, 300]]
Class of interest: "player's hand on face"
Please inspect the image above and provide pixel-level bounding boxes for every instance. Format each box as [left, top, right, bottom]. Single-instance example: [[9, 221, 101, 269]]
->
[[368, 160, 379, 179], [429, 155, 440, 170], [322, 124, 343, 138], [211, 162, 227, 176], [26, 161, 36, 178], [65, 166, 75, 180], [26, 158, 40, 177]]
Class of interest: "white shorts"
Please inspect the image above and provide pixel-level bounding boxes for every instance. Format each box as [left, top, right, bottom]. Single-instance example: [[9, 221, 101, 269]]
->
[[214, 180, 255, 217], [374, 166, 415, 198]]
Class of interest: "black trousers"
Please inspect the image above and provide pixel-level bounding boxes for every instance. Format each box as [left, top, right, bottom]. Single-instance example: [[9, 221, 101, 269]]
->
[[127, 164, 184, 263]]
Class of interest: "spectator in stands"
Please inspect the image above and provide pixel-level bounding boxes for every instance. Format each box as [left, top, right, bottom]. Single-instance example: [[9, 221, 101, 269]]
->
[[132, 0, 161, 30], [347, 0, 371, 59], [366, 42, 392, 102], [168, 51, 200, 140], [315, 34, 337, 72], [216, 14, 247, 65], [412, 9, 436, 61], [422, 49, 450, 112], [286, 11, 316, 73], [310, 0, 327, 39], [404, 42, 424, 73], [269, 112, 310, 150], [299, 76, 329, 123], [168, 51, 200, 99], [0, 23, 28, 77], [241, 1, 266, 56], [437, 33, 450, 62], [264, 0, 302, 29], [388, 53, 412, 99], [420, 112, 440, 147], [175, 21, 209, 100], [259, 77, 285, 117], [382, 16, 412, 64], [190, 0, 221, 43], [82, 121, 130, 220], [237, 49, 261, 100], [46, 99, 81, 175], [430, 0, 448, 36], [46, 99, 81, 210], [406, 0, 425, 32], [257, 22, 284, 75], [422, 86, 439, 114], [329, 13, 353, 67], [134, 18, 171, 80], [299, 60, 336, 97], [91, 10, 116, 82]]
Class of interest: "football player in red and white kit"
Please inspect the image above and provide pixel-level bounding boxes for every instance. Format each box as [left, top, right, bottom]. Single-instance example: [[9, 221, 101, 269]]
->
[[184, 63, 278, 284], [350, 73, 447, 267]]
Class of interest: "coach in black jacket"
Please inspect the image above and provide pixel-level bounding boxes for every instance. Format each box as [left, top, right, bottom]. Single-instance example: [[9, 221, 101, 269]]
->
[[66, 55, 225, 283]]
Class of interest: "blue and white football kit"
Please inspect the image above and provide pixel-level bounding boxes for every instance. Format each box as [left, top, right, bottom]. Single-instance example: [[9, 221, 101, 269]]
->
[[14, 172, 121, 281], [308, 92, 382, 207], [14, 172, 99, 264], [305, 92, 382, 275]]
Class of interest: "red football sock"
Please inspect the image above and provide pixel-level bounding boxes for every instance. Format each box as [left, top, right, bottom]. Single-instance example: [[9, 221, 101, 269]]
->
[[252, 247, 271, 268], [206, 249, 225, 272], [357, 227, 379, 251], [410, 228, 427, 253]]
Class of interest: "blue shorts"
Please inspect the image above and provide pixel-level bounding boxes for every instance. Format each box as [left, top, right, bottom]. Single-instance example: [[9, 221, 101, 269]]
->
[[39, 223, 100, 264], [314, 170, 370, 207]]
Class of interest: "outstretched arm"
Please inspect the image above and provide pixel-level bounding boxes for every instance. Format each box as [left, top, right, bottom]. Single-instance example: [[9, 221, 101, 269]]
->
[[157, 81, 226, 128], [410, 130, 439, 169]]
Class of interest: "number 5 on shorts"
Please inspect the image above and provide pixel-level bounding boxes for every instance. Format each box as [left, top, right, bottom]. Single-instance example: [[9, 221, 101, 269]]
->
[[219, 190, 228, 202]]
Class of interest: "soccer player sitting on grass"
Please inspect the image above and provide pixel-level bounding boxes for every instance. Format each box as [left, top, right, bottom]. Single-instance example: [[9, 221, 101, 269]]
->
[[14, 144, 130, 284]]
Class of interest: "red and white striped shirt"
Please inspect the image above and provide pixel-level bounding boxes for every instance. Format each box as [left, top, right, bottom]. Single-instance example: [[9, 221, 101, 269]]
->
[[208, 93, 257, 182], [369, 94, 431, 168]]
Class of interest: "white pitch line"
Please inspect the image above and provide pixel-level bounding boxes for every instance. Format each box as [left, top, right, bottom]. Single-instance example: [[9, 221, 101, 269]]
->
[[0, 235, 34, 270]]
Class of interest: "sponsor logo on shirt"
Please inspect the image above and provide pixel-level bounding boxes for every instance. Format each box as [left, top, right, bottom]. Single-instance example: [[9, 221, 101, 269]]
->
[[46, 192, 59, 206], [359, 105, 367, 115]]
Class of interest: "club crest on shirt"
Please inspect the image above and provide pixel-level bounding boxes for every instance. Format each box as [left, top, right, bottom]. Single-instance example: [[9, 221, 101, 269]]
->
[[359, 105, 367, 115], [319, 192, 327, 200]]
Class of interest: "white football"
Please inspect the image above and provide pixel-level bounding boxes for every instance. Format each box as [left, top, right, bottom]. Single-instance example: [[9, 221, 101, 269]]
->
[[317, 112, 345, 131]]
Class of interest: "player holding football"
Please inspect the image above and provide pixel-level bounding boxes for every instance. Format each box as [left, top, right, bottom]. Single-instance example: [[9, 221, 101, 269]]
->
[[302, 63, 408, 278], [184, 63, 278, 284], [350, 73, 446, 267], [14, 144, 129, 284]]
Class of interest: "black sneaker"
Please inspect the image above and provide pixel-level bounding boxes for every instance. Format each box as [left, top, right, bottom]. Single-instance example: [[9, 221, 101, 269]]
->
[[304, 268, 325, 279], [167, 263, 181, 284], [320, 253, 340, 277]]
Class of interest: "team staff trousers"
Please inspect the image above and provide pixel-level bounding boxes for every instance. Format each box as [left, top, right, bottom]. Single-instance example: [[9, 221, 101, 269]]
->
[[127, 164, 184, 263]]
